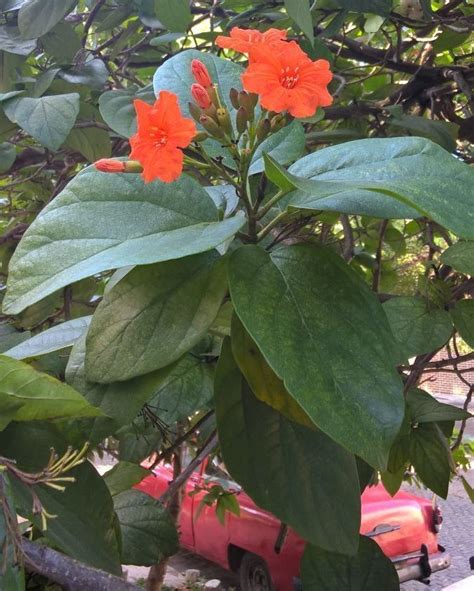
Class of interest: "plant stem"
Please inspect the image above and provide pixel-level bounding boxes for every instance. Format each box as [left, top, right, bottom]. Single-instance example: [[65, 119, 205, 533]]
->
[[256, 210, 289, 242]]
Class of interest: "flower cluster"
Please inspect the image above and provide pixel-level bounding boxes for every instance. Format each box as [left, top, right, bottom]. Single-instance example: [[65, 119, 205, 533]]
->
[[95, 27, 333, 185]]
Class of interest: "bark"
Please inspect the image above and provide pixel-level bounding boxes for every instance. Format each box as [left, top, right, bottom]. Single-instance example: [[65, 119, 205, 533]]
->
[[21, 538, 141, 591]]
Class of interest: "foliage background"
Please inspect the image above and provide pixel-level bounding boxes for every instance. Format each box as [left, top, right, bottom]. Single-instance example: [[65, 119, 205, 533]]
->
[[0, 1, 473, 590]]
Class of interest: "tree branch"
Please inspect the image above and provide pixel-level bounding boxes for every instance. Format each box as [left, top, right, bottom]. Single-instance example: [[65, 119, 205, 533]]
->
[[22, 538, 141, 591]]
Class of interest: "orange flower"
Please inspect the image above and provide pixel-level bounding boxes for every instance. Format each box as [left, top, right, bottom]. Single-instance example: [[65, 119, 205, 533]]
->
[[216, 27, 287, 54], [191, 59, 212, 88], [191, 83, 212, 109], [241, 42, 333, 118], [129, 91, 196, 183]]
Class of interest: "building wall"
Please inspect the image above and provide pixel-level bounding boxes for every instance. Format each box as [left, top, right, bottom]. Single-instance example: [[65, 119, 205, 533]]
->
[[421, 349, 473, 396]]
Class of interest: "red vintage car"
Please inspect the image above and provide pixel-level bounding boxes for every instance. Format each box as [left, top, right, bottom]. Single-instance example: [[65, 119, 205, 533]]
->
[[136, 457, 450, 591]]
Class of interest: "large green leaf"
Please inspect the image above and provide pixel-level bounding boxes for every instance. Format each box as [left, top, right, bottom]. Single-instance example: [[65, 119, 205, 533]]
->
[[278, 137, 474, 236], [65, 127, 112, 162], [113, 489, 179, 566], [153, 49, 243, 119], [153, 0, 192, 32], [215, 339, 361, 554], [4, 316, 91, 359], [387, 112, 459, 152], [86, 252, 227, 383], [4, 169, 245, 314], [441, 241, 474, 275], [0, 355, 100, 430], [231, 315, 313, 428], [98, 86, 155, 138], [383, 296, 453, 361], [451, 299, 474, 347], [248, 120, 306, 175], [64, 335, 174, 445], [0, 422, 121, 574], [104, 462, 149, 497], [301, 536, 399, 591], [18, 0, 77, 39], [284, 0, 314, 44], [228, 244, 404, 470], [409, 422, 452, 498], [0, 24, 36, 55], [3, 93, 79, 150], [0, 473, 25, 591], [0, 140, 15, 172], [406, 388, 471, 423], [145, 353, 214, 426]]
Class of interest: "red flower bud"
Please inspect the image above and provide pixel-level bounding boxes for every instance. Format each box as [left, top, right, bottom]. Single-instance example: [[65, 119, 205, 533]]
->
[[95, 159, 126, 173], [191, 83, 212, 109], [191, 59, 212, 88]]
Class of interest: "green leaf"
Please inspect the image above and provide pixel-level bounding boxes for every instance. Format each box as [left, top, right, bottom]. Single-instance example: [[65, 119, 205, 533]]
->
[[407, 388, 472, 424], [0, 323, 30, 354], [18, 0, 77, 40], [4, 169, 245, 314], [0, 141, 15, 172], [335, 0, 391, 15], [65, 127, 112, 162], [381, 466, 405, 496], [40, 21, 82, 62], [113, 489, 179, 566], [0, 473, 25, 591], [3, 93, 79, 150], [153, 0, 192, 32], [215, 339, 361, 554], [284, 0, 314, 44], [441, 241, 474, 275], [383, 296, 452, 361], [86, 252, 227, 383], [0, 355, 100, 430], [301, 536, 399, 591], [461, 475, 474, 503], [144, 353, 214, 426], [387, 112, 459, 152], [283, 137, 474, 236], [4, 316, 91, 360], [153, 49, 243, 120], [0, 24, 36, 55], [228, 244, 404, 470], [59, 59, 108, 89], [451, 299, 474, 347], [104, 462, 149, 497], [3, 422, 121, 574], [249, 120, 306, 176], [410, 422, 452, 498], [98, 86, 155, 138], [231, 315, 313, 429], [64, 334, 175, 445]]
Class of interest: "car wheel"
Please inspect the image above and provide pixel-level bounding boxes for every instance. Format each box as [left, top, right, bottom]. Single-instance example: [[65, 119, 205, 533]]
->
[[239, 552, 275, 591]]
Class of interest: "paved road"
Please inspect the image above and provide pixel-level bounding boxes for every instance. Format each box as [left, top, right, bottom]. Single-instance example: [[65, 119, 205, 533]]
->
[[150, 471, 474, 591]]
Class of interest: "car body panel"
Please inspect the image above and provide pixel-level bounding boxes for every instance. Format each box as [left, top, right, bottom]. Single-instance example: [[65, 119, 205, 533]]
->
[[136, 461, 445, 590]]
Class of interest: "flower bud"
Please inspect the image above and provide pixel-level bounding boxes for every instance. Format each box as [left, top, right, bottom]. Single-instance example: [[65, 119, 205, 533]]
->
[[95, 159, 143, 174], [95, 159, 125, 173], [236, 107, 249, 134], [191, 83, 212, 109], [238, 91, 255, 120], [188, 102, 202, 122], [191, 59, 212, 88], [216, 107, 232, 135], [199, 114, 225, 138], [208, 84, 220, 108], [193, 131, 208, 142], [256, 118, 271, 141], [270, 113, 286, 132], [229, 88, 240, 110]]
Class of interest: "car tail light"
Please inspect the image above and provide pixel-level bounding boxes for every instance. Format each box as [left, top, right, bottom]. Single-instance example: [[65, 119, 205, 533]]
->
[[433, 505, 443, 532]]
